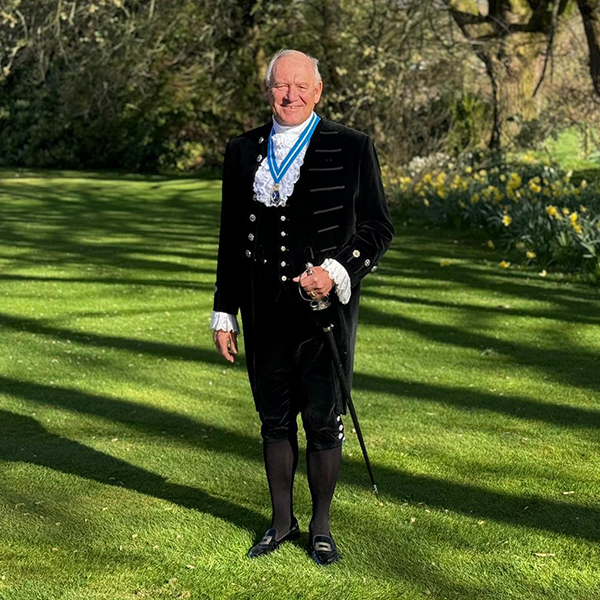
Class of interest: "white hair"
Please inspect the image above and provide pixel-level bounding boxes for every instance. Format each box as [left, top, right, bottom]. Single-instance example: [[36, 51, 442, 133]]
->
[[264, 49, 322, 88]]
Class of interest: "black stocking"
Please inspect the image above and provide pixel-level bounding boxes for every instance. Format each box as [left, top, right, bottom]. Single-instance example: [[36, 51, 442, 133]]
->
[[263, 436, 299, 538], [306, 445, 342, 538]]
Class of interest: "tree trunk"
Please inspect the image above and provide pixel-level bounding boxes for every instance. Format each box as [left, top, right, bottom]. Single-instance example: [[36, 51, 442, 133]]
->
[[577, 0, 600, 97]]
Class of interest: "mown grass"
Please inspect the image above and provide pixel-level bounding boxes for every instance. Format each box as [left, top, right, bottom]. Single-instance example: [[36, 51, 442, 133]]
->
[[0, 170, 599, 600]]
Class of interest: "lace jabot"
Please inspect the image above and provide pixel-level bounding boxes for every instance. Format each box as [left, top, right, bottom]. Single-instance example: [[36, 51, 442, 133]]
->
[[253, 113, 316, 208]]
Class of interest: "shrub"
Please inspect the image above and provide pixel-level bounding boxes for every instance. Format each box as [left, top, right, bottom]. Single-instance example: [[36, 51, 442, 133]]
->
[[388, 153, 600, 278]]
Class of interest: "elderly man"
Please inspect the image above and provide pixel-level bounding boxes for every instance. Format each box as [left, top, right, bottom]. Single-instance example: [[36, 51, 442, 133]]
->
[[211, 49, 394, 565]]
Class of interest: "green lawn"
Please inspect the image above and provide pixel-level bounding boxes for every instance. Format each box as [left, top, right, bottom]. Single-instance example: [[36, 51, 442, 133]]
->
[[1, 170, 599, 600]]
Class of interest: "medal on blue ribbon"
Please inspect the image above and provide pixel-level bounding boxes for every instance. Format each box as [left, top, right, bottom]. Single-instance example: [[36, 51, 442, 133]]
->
[[267, 113, 320, 204]]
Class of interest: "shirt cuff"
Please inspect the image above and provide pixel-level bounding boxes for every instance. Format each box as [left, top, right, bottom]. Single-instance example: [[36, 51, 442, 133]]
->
[[321, 258, 351, 305], [211, 311, 240, 333]]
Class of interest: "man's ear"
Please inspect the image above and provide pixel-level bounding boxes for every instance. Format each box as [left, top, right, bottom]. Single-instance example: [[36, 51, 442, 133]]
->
[[314, 81, 323, 104]]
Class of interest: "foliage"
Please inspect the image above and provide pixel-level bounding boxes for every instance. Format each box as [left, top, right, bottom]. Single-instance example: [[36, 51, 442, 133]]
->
[[390, 153, 600, 277], [0, 0, 599, 171]]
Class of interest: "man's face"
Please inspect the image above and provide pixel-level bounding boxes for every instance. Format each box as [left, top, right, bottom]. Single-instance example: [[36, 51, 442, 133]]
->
[[268, 55, 323, 127]]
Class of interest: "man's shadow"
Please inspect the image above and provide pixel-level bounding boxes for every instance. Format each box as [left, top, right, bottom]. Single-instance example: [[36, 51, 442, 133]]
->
[[0, 409, 268, 535]]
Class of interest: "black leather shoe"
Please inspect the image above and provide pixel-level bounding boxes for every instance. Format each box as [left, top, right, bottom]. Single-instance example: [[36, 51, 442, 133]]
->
[[309, 533, 340, 566], [247, 518, 300, 558]]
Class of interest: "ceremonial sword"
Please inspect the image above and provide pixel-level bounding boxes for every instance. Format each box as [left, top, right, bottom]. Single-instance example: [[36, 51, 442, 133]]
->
[[300, 262, 381, 502]]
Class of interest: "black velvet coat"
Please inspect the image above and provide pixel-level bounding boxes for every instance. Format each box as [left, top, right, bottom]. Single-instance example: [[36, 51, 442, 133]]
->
[[213, 117, 394, 411]]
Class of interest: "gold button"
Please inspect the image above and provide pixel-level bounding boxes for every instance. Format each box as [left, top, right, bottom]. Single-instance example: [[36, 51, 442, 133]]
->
[[352, 249, 360, 258], [281, 261, 286, 267], [280, 246, 287, 251], [281, 275, 287, 282]]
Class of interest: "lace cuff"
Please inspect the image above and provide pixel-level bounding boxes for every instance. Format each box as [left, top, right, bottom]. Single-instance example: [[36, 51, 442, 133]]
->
[[321, 259, 351, 305], [211, 311, 240, 333]]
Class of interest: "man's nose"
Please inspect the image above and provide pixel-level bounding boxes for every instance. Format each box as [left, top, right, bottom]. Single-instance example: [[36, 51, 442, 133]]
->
[[285, 85, 300, 102]]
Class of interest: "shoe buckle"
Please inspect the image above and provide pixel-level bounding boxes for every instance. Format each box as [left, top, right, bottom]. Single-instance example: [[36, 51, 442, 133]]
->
[[315, 541, 332, 552], [261, 535, 273, 545]]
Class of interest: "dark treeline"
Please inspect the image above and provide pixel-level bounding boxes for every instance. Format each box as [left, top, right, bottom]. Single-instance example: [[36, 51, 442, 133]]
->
[[0, 0, 598, 172]]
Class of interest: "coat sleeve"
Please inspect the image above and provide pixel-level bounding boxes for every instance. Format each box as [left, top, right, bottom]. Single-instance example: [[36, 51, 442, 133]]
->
[[213, 139, 242, 315], [332, 135, 394, 287]]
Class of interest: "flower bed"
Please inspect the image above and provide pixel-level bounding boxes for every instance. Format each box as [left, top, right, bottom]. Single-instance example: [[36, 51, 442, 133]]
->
[[387, 154, 600, 277]]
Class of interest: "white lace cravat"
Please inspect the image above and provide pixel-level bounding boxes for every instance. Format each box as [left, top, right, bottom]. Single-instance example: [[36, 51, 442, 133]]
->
[[252, 114, 314, 207]]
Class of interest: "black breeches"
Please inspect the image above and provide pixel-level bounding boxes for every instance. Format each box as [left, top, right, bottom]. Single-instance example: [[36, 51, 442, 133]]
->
[[243, 282, 346, 452]]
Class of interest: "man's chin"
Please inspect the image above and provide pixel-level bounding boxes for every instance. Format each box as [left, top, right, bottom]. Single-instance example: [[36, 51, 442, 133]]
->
[[275, 109, 310, 126]]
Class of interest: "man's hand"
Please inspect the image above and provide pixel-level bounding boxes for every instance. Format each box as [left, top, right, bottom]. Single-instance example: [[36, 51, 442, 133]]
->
[[293, 266, 334, 299], [213, 330, 238, 363]]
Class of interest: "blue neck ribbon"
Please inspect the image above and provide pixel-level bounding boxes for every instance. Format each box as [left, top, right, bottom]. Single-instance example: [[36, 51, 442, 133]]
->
[[267, 113, 320, 194]]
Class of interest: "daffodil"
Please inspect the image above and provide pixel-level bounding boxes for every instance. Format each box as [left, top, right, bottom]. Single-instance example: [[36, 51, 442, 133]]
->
[[499, 260, 510, 269], [526, 251, 536, 259], [507, 173, 522, 190], [502, 214, 512, 227], [529, 181, 541, 193]]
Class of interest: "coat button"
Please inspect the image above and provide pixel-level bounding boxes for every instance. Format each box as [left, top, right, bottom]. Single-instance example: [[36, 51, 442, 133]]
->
[[248, 233, 254, 241], [364, 259, 371, 267], [256, 154, 262, 162], [280, 245, 287, 252], [281, 261, 286, 267], [280, 231, 286, 237], [245, 250, 252, 258], [281, 275, 287, 282], [352, 249, 360, 258], [258, 136, 264, 143], [280, 215, 286, 221], [249, 214, 256, 222], [371, 265, 378, 272]]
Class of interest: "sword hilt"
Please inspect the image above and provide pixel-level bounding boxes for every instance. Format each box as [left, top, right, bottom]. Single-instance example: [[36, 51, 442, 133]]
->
[[299, 262, 330, 311]]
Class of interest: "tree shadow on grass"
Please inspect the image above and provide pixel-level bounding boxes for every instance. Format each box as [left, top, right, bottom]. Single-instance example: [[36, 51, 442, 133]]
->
[[0, 312, 223, 366], [0, 409, 268, 537], [353, 372, 600, 432], [2, 376, 599, 545], [0, 179, 222, 275], [357, 302, 600, 397], [361, 287, 600, 327]]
